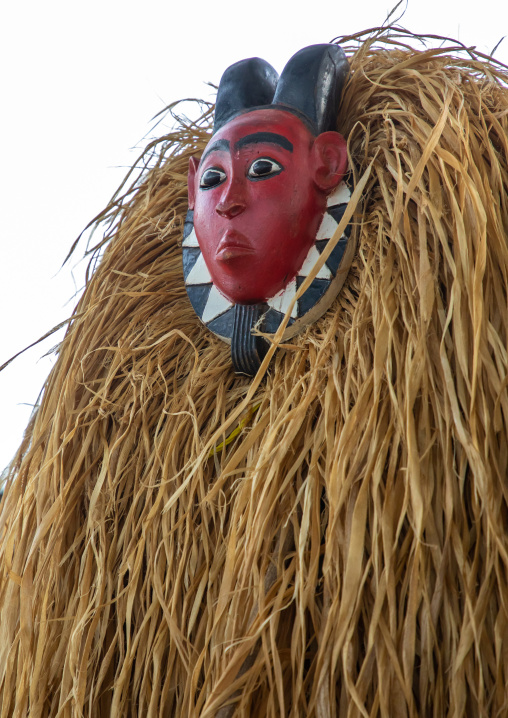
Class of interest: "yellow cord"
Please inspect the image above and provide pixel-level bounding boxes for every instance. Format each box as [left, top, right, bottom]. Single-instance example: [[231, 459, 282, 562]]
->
[[208, 402, 262, 458]]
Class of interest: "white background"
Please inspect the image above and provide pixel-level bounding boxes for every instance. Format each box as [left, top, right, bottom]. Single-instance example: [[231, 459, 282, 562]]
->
[[1, 0, 507, 473]]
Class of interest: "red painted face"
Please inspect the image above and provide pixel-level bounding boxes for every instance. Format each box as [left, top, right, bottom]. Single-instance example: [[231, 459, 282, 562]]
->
[[188, 109, 347, 304]]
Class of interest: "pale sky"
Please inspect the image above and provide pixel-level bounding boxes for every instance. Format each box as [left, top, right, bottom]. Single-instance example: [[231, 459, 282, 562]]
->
[[1, 0, 507, 473]]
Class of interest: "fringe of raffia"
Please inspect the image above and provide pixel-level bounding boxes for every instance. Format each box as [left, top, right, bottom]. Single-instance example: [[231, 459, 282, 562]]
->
[[1, 29, 508, 717]]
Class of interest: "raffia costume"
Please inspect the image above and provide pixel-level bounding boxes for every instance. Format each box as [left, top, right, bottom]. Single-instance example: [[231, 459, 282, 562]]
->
[[1, 32, 508, 717]]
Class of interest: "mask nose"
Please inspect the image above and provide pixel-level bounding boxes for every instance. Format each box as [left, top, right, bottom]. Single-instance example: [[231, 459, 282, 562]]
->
[[215, 179, 246, 218]]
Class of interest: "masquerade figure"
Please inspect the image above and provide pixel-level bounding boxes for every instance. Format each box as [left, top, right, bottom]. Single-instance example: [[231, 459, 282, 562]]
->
[[184, 45, 355, 373], [1, 33, 508, 718]]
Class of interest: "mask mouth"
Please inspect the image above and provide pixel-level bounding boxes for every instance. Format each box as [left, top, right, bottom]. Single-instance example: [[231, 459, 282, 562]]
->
[[215, 231, 255, 262]]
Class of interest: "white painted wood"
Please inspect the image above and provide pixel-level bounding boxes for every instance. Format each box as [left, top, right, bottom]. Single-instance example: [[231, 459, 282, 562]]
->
[[326, 181, 351, 207], [201, 285, 233, 323], [185, 253, 212, 285], [298, 244, 332, 280], [267, 278, 298, 318], [316, 212, 338, 240], [182, 228, 200, 247]]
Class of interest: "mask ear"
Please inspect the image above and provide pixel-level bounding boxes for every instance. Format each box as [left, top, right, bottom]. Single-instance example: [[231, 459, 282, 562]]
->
[[188, 156, 200, 209], [311, 132, 348, 191]]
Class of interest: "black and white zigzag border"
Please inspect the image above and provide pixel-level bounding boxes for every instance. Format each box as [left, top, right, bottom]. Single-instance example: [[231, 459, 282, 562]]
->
[[182, 174, 354, 342]]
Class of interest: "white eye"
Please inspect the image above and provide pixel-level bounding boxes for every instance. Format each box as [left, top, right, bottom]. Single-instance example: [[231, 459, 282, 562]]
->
[[200, 167, 226, 189], [247, 157, 283, 180]]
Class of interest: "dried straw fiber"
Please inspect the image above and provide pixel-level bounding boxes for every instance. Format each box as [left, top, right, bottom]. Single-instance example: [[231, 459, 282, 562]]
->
[[1, 30, 508, 717]]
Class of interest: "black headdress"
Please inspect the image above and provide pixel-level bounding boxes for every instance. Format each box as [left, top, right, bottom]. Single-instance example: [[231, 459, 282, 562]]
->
[[213, 44, 349, 136]]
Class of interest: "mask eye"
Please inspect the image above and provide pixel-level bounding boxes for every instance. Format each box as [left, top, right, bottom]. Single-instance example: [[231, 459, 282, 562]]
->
[[200, 167, 226, 189], [247, 157, 283, 180]]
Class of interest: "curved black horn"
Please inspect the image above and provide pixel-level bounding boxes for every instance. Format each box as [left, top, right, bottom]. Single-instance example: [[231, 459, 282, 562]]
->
[[273, 44, 349, 134], [214, 58, 279, 134]]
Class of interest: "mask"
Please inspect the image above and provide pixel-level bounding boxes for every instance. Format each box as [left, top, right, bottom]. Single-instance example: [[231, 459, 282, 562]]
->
[[183, 45, 355, 374]]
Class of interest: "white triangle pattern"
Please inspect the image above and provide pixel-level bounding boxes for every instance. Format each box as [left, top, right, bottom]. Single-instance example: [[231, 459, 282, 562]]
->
[[185, 253, 212, 285], [182, 228, 199, 247], [298, 244, 332, 280], [326, 180, 351, 207], [201, 285, 234, 324], [316, 212, 339, 240], [267, 278, 298, 318]]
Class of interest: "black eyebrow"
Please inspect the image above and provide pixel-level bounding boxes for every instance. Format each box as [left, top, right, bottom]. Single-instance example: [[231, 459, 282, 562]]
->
[[200, 139, 230, 163], [235, 132, 293, 153]]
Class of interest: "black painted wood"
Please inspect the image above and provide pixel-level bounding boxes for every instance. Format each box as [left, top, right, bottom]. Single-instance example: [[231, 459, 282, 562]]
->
[[183, 209, 195, 240], [182, 248, 201, 280], [186, 284, 212, 318], [231, 304, 268, 375]]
